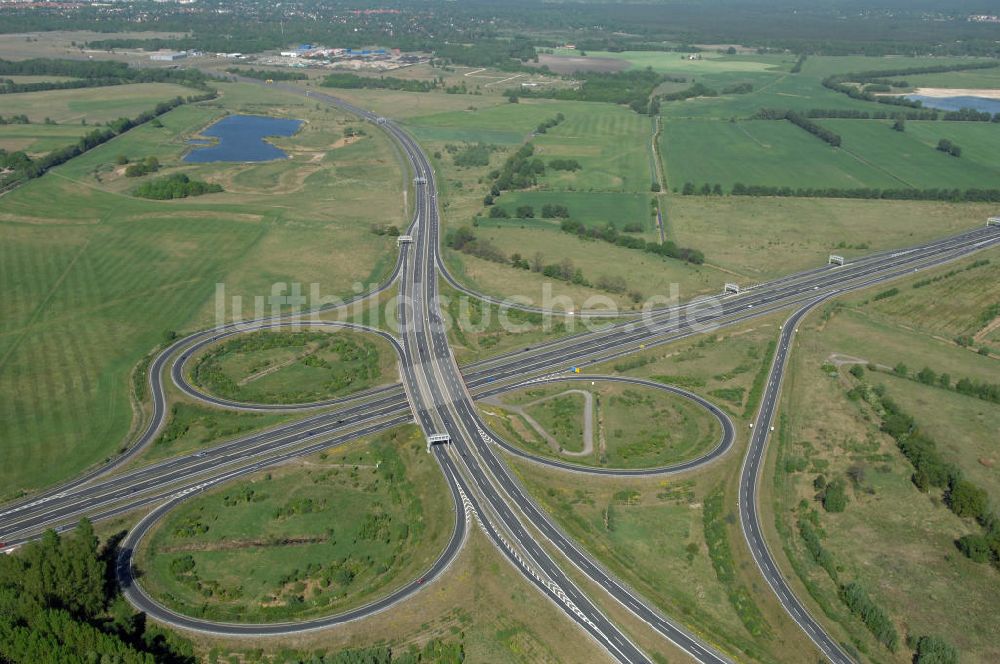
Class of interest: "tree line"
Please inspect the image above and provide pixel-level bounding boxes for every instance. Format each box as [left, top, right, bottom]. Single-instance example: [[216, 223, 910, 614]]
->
[[321, 72, 439, 93], [726, 183, 1000, 203], [559, 218, 704, 265], [225, 67, 308, 81], [752, 108, 841, 146], [0, 57, 212, 94], [845, 374, 1000, 571]]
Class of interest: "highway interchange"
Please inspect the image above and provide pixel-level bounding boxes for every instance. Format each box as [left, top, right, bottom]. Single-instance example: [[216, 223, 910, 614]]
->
[[1, 81, 998, 663]]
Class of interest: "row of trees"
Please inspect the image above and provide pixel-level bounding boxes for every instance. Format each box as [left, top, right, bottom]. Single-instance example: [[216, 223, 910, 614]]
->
[[849, 379, 1000, 570], [559, 218, 704, 265], [321, 73, 438, 93], [534, 112, 565, 135], [729, 183, 1000, 202], [225, 67, 307, 81]]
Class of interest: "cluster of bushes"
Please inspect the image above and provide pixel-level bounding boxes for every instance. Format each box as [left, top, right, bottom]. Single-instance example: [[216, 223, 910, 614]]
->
[[0, 92, 214, 188], [548, 158, 581, 171], [559, 218, 704, 264], [448, 226, 507, 264], [660, 82, 717, 102], [489, 143, 545, 193], [912, 258, 989, 289], [848, 378, 1000, 570], [450, 142, 495, 168], [509, 68, 666, 114], [0, 114, 30, 124], [133, 173, 223, 200], [534, 112, 565, 134], [0, 519, 195, 663], [225, 67, 307, 81], [729, 183, 1000, 202], [789, 53, 807, 74], [721, 82, 754, 95], [936, 138, 962, 157], [321, 72, 438, 92], [123, 156, 161, 177], [370, 223, 400, 237]]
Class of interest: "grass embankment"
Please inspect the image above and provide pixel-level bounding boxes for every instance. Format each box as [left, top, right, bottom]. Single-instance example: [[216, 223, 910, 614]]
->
[[138, 427, 452, 623], [0, 80, 404, 498]]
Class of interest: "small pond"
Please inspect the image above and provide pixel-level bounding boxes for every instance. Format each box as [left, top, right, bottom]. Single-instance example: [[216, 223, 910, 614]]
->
[[904, 95, 1000, 115], [184, 114, 304, 163]]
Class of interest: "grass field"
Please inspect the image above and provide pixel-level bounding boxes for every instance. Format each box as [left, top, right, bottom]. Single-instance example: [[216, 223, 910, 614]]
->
[[771, 282, 1000, 663], [191, 329, 398, 405], [0, 82, 196, 124], [0, 80, 405, 499], [445, 224, 721, 310], [665, 196, 991, 282], [0, 123, 93, 155], [138, 426, 453, 622], [486, 191, 654, 229], [483, 380, 721, 468]]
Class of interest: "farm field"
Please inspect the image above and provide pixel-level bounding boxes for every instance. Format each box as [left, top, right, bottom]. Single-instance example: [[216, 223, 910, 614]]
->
[[0, 80, 405, 499], [190, 329, 398, 405], [0, 82, 196, 124], [137, 427, 454, 622], [663, 117, 1000, 191], [662, 119, 897, 190], [769, 273, 1000, 663], [482, 380, 722, 468]]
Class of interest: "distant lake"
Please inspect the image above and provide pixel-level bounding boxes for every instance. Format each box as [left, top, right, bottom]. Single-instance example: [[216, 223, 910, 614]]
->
[[905, 95, 1000, 115], [184, 114, 303, 163]]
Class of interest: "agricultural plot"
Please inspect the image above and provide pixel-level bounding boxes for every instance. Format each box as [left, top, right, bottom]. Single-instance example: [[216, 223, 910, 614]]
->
[[663, 117, 1000, 191], [0, 81, 405, 498], [137, 428, 453, 622], [662, 119, 898, 190]]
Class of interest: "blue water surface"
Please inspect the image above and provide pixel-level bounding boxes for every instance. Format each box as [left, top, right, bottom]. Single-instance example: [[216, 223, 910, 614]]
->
[[905, 95, 1000, 115], [184, 114, 304, 163]]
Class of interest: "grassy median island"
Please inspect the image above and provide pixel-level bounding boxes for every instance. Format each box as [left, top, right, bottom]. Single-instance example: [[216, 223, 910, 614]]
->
[[137, 426, 452, 623], [481, 380, 721, 468], [191, 329, 397, 405]]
